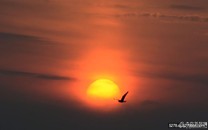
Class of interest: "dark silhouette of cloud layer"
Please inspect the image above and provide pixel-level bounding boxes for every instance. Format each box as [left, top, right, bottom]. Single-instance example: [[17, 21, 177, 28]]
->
[[0, 69, 74, 81], [136, 71, 208, 86], [0, 32, 82, 61], [115, 12, 208, 23], [0, 32, 44, 43]]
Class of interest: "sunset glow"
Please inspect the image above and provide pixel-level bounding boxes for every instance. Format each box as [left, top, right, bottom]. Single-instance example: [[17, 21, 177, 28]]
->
[[1, 0, 207, 129], [70, 47, 135, 111]]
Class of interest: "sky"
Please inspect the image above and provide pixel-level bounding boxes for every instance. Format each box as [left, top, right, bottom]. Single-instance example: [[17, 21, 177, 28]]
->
[[0, 0, 208, 130]]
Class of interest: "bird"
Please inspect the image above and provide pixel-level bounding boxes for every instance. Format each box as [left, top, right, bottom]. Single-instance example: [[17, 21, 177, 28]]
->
[[115, 91, 129, 103]]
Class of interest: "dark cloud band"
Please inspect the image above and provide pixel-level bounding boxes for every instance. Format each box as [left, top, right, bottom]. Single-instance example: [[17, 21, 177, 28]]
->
[[0, 69, 74, 81], [115, 12, 208, 23]]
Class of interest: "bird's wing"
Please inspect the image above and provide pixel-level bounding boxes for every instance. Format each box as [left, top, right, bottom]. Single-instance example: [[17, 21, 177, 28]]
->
[[121, 91, 129, 101]]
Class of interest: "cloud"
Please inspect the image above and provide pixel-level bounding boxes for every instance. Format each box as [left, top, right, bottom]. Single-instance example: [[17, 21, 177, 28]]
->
[[0, 32, 82, 61], [115, 12, 208, 23], [0, 32, 54, 58], [0, 69, 75, 81], [169, 4, 204, 11], [0, 32, 55, 53], [135, 71, 208, 86], [0, 32, 45, 44]]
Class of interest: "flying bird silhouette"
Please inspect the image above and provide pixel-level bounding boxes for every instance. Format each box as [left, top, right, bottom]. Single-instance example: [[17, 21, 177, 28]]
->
[[115, 91, 129, 103]]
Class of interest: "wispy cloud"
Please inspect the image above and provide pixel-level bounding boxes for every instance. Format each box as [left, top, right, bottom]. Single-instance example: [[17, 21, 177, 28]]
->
[[0, 69, 74, 81], [115, 12, 208, 23], [135, 71, 208, 86], [169, 4, 205, 11], [0, 32, 81, 60], [0, 32, 45, 44]]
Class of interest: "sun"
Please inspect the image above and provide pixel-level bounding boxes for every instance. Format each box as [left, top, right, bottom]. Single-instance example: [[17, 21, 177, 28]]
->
[[87, 79, 120, 99]]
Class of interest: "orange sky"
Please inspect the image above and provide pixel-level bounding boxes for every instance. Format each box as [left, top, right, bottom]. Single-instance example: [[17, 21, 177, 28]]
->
[[0, 0, 208, 129], [0, 0, 208, 113]]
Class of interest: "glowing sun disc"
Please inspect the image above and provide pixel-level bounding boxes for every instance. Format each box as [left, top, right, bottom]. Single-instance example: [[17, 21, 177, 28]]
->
[[87, 79, 120, 99]]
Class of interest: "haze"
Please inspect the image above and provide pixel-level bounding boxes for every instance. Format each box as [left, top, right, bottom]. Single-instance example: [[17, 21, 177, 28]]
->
[[0, 0, 208, 130]]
